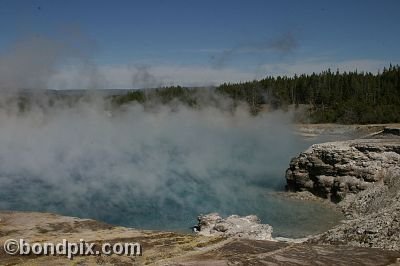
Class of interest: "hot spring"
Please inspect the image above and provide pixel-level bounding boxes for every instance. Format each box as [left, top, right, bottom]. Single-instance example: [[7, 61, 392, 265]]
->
[[0, 102, 343, 237]]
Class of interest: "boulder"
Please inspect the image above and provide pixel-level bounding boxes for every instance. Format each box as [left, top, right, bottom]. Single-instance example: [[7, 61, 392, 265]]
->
[[195, 213, 274, 241]]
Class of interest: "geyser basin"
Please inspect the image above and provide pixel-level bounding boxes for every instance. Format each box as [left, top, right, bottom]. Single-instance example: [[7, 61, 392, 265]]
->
[[0, 103, 342, 237]]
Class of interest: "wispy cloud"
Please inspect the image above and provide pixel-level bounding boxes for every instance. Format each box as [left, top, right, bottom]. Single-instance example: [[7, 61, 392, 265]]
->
[[1, 32, 393, 90], [268, 32, 299, 54], [259, 58, 388, 77], [210, 32, 300, 68], [47, 58, 392, 90], [49, 64, 255, 89]]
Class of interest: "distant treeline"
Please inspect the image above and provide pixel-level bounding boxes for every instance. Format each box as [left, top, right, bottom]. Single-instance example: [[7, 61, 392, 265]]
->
[[5, 65, 399, 124], [111, 86, 199, 107], [112, 65, 400, 124]]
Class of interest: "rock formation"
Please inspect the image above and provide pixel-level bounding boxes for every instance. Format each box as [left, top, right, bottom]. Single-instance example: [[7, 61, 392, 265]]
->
[[195, 213, 274, 240], [286, 127, 400, 250], [286, 138, 400, 202], [310, 173, 400, 250]]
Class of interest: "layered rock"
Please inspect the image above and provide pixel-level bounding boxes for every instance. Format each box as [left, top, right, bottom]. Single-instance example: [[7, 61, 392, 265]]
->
[[310, 174, 400, 250], [195, 213, 274, 240], [286, 138, 400, 202], [286, 128, 400, 250]]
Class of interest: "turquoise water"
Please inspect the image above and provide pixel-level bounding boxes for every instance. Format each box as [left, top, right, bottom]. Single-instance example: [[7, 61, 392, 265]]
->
[[0, 172, 342, 237]]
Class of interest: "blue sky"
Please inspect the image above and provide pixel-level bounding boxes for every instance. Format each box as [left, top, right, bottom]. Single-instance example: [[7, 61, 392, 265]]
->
[[0, 0, 399, 89]]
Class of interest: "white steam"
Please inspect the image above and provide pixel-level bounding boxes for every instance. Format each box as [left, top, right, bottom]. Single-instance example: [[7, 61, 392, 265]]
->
[[0, 100, 308, 228]]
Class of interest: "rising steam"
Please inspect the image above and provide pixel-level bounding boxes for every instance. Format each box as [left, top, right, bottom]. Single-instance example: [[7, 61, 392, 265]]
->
[[0, 32, 339, 237], [0, 98, 320, 233]]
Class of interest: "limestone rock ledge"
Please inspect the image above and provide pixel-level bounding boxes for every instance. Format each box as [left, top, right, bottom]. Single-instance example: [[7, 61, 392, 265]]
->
[[285, 129, 400, 251], [286, 138, 400, 202]]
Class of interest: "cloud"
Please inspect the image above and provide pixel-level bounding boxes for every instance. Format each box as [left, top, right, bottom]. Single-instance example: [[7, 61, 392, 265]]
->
[[0, 33, 391, 90], [47, 58, 392, 90], [259, 58, 388, 77], [210, 32, 300, 68], [49, 64, 255, 89], [141, 65, 254, 87]]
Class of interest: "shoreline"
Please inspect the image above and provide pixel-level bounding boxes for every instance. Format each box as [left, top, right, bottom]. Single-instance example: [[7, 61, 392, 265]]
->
[[0, 210, 399, 265], [0, 125, 399, 263], [294, 123, 400, 138]]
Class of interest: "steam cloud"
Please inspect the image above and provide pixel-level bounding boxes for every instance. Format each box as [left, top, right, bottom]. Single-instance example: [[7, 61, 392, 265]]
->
[[0, 36, 66, 90], [0, 32, 105, 91], [0, 32, 338, 236], [132, 65, 164, 89], [0, 98, 324, 233]]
